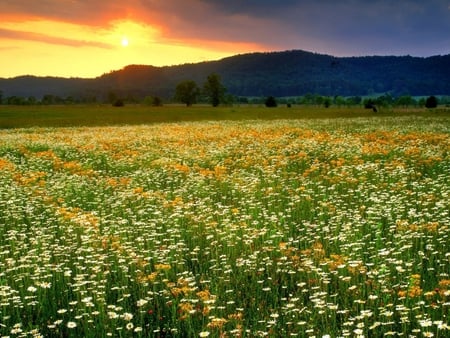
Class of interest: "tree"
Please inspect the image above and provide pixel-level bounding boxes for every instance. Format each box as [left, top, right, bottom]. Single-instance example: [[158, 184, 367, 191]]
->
[[143, 96, 162, 106], [203, 73, 226, 107], [41, 94, 55, 105], [395, 95, 416, 108], [152, 96, 163, 106], [265, 96, 277, 107], [425, 95, 438, 108], [175, 80, 200, 106], [112, 99, 124, 107]]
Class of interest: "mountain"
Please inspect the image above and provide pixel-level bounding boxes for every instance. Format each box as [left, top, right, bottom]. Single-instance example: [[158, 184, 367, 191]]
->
[[1, 50, 450, 101]]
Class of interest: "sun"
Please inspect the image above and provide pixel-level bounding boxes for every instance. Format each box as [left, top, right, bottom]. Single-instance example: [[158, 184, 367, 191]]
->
[[121, 37, 129, 47]]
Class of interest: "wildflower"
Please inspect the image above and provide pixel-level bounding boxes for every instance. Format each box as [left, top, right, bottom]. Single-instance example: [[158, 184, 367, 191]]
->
[[67, 321, 77, 328], [207, 317, 228, 329], [10, 323, 23, 334], [39, 282, 51, 289], [122, 312, 133, 321], [136, 299, 148, 307], [126, 322, 134, 330], [419, 319, 433, 328], [199, 332, 210, 337], [108, 312, 119, 319]]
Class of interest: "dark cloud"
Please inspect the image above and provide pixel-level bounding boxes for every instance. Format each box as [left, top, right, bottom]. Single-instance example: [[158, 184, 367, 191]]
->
[[197, 0, 450, 56], [1, 0, 449, 56]]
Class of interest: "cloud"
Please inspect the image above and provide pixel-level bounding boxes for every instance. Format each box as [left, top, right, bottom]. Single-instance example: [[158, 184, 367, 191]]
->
[[0, 28, 113, 49], [0, 0, 449, 56]]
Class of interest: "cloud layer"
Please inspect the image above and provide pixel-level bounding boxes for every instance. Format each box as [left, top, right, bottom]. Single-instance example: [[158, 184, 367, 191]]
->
[[1, 0, 450, 56], [1, 0, 450, 78]]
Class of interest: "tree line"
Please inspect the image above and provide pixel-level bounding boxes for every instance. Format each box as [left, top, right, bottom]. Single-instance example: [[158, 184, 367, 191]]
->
[[0, 74, 448, 109]]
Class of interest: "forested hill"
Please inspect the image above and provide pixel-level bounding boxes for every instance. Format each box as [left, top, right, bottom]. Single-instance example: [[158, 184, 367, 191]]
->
[[1, 50, 450, 101]]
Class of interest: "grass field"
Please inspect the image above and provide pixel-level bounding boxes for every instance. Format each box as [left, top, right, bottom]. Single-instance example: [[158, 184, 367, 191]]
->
[[1, 104, 449, 128], [0, 106, 449, 337]]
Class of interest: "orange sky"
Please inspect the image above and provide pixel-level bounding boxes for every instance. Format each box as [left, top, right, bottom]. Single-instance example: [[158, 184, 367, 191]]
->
[[0, 18, 262, 78], [0, 1, 266, 78], [1, 1, 449, 79]]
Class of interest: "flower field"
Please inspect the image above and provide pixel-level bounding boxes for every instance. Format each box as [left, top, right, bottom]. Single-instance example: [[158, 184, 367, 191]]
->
[[0, 115, 449, 337]]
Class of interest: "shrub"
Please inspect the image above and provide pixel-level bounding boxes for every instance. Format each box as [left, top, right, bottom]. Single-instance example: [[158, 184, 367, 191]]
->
[[265, 96, 277, 107], [112, 99, 124, 107], [425, 96, 438, 108]]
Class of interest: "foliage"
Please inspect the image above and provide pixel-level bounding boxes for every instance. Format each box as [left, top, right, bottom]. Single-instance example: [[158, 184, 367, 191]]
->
[[174, 80, 200, 106], [426, 95, 438, 108], [265, 95, 277, 107], [1, 51, 450, 101], [203, 73, 226, 107], [0, 116, 448, 337], [112, 99, 125, 107], [143, 96, 163, 106]]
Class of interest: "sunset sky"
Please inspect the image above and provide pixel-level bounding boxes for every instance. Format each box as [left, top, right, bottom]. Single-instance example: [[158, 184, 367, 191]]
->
[[1, 0, 449, 78]]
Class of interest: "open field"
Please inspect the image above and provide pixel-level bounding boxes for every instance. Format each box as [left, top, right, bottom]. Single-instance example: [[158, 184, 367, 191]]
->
[[0, 110, 449, 337], [0, 104, 449, 128]]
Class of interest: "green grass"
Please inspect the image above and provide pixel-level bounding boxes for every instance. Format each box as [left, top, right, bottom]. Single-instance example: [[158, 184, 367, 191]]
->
[[0, 111, 448, 337], [0, 104, 448, 128]]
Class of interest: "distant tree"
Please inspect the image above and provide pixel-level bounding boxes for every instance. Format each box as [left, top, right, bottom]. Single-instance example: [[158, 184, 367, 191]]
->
[[27, 96, 37, 105], [441, 96, 450, 105], [237, 97, 249, 104], [425, 95, 438, 108], [314, 95, 324, 106], [395, 95, 416, 108], [203, 73, 226, 107], [333, 96, 346, 107], [346, 96, 362, 106], [152, 96, 163, 106], [41, 94, 55, 105], [323, 97, 332, 108], [112, 99, 124, 107], [265, 96, 277, 107], [65, 96, 74, 105], [376, 94, 394, 107], [143, 96, 154, 106], [299, 93, 315, 105], [0, 90, 3, 104], [143, 96, 162, 106], [363, 98, 378, 112], [175, 80, 200, 106], [7, 96, 26, 105]]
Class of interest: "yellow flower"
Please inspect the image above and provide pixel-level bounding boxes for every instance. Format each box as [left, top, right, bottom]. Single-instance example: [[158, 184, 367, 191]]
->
[[196, 290, 211, 301], [154, 263, 171, 271]]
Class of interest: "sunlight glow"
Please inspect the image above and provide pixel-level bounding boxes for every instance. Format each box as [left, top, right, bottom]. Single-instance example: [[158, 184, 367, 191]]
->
[[0, 18, 259, 78]]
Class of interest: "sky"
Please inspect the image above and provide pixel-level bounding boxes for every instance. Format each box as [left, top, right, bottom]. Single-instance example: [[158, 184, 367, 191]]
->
[[1, 0, 449, 78]]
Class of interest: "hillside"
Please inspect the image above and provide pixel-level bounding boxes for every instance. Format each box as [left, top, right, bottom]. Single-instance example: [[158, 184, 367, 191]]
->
[[1, 50, 450, 101]]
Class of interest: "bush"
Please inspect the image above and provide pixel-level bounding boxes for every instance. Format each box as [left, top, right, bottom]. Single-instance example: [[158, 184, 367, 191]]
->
[[265, 96, 277, 107], [425, 96, 438, 108], [112, 99, 124, 107]]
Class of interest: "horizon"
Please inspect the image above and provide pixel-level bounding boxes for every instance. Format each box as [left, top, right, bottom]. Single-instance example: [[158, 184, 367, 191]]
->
[[2, 48, 450, 80], [1, 1, 450, 78]]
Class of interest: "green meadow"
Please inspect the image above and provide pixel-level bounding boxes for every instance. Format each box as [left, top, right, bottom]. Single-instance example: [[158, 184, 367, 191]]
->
[[1, 104, 448, 128], [0, 105, 448, 337]]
